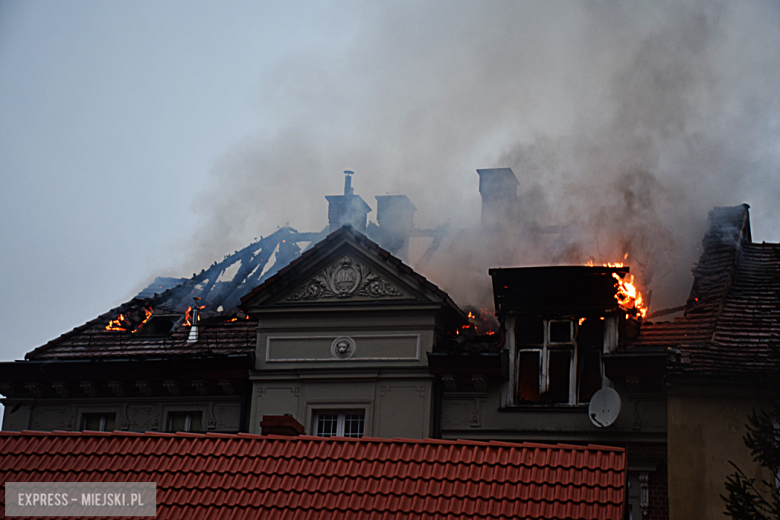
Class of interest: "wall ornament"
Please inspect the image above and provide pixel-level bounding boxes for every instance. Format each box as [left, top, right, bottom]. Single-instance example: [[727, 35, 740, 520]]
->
[[285, 256, 405, 301], [331, 337, 356, 359]]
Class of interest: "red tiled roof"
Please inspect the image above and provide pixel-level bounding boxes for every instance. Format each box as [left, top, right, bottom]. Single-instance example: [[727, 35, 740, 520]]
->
[[636, 204, 780, 380], [0, 431, 626, 520]]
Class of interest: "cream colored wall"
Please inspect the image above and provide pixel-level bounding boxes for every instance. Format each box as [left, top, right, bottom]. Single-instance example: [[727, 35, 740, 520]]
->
[[250, 376, 433, 439], [668, 391, 770, 520], [248, 304, 443, 440], [3, 397, 242, 433]]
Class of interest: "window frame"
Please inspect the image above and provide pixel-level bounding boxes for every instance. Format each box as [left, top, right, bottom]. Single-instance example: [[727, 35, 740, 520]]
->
[[166, 411, 204, 433], [80, 412, 117, 432], [511, 316, 604, 406], [312, 410, 365, 438]]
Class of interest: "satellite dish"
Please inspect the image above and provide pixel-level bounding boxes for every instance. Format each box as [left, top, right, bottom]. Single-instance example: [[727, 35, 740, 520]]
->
[[588, 388, 621, 428]]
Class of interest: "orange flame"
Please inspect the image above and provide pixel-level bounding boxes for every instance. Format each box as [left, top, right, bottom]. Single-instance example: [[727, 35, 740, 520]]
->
[[457, 307, 499, 336], [612, 272, 647, 318], [105, 313, 131, 331], [183, 306, 193, 327], [585, 257, 648, 319], [105, 306, 153, 332], [131, 307, 153, 333]]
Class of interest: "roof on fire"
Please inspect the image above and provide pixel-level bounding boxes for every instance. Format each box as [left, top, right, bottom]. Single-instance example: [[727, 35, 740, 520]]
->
[[0, 431, 626, 520], [636, 204, 780, 380], [20, 225, 464, 362], [23, 300, 257, 361]]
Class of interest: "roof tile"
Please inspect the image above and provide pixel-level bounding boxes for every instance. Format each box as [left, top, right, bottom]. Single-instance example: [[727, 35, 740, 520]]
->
[[0, 431, 625, 520], [635, 205, 779, 380]]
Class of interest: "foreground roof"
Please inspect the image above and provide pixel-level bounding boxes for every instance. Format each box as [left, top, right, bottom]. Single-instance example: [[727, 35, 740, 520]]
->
[[0, 431, 626, 520], [638, 204, 780, 380]]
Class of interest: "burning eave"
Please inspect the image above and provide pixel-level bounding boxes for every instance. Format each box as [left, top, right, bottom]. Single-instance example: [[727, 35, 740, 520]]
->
[[489, 265, 632, 315]]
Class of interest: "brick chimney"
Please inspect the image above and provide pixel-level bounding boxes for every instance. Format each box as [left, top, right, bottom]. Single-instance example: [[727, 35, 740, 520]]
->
[[374, 194, 416, 260], [477, 168, 519, 229], [325, 171, 372, 232], [260, 415, 305, 436]]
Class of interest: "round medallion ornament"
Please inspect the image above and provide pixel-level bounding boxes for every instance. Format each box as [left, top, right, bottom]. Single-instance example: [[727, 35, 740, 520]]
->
[[330, 337, 356, 359]]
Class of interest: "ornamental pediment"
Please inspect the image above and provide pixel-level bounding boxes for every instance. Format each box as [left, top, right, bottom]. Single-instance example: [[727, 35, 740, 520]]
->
[[284, 255, 407, 302]]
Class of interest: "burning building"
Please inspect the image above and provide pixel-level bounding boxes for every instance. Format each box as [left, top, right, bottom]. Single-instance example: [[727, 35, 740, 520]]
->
[[0, 169, 775, 520]]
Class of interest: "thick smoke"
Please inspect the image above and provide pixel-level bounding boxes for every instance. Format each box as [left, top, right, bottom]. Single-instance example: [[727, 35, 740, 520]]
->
[[181, 1, 780, 312]]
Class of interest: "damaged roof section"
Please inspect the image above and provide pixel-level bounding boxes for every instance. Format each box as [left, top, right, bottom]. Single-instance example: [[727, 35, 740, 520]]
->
[[140, 226, 329, 314], [636, 204, 780, 380], [24, 298, 256, 361], [21, 226, 331, 361]]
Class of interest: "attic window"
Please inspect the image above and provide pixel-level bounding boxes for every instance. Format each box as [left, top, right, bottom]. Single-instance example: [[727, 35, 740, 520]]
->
[[514, 317, 603, 405]]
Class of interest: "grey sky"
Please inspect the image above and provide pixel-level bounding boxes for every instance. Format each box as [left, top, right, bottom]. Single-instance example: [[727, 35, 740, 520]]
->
[[2, 1, 779, 364]]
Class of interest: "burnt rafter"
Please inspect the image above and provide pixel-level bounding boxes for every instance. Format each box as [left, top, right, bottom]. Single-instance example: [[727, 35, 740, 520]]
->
[[153, 226, 328, 314]]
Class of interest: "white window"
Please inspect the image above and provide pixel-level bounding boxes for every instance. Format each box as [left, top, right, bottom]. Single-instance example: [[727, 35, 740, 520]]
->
[[167, 411, 203, 433], [81, 413, 116, 432], [313, 410, 365, 438], [514, 316, 603, 405]]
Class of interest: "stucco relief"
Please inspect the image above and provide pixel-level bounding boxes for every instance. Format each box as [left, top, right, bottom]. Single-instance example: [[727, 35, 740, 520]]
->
[[31, 406, 71, 431], [442, 399, 483, 429], [214, 403, 240, 431], [442, 401, 472, 428], [285, 256, 405, 301], [128, 405, 157, 431]]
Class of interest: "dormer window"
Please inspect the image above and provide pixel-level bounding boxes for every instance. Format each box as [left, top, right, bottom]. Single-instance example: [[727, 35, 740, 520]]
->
[[514, 316, 604, 405]]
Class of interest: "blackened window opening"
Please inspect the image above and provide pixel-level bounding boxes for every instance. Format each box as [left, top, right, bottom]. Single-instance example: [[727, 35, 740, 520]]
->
[[547, 349, 572, 403], [514, 316, 605, 405]]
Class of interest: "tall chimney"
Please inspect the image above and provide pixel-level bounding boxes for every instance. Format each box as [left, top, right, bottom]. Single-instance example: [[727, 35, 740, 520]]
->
[[477, 168, 519, 229], [325, 171, 372, 232], [375, 195, 416, 260]]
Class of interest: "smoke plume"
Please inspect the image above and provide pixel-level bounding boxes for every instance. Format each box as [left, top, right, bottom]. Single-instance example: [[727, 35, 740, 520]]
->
[[181, 0, 780, 311]]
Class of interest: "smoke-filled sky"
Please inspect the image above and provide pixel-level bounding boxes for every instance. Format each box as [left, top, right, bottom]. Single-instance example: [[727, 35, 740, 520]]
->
[[2, 1, 779, 363]]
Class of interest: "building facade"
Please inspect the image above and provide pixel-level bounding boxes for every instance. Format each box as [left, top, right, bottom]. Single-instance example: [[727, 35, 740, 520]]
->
[[1, 167, 775, 519]]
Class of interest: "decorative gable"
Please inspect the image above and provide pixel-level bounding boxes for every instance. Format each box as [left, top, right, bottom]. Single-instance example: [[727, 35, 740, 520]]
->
[[241, 227, 464, 311], [284, 254, 407, 302]]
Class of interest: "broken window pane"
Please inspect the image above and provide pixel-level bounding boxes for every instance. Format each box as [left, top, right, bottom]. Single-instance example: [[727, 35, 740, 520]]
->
[[577, 318, 604, 348], [547, 350, 571, 403], [549, 321, 572, 343], [517, 350, 540, 402], [516, 316, 544, 345], [578, 349, 602, 403]]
